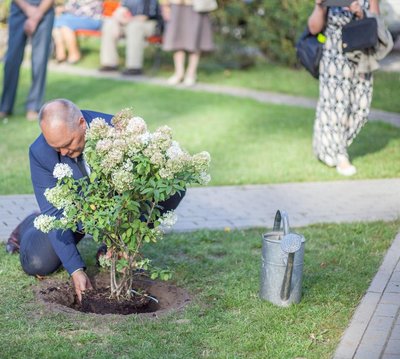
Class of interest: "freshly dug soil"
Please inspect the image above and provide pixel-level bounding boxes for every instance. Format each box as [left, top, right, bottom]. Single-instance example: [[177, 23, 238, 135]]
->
[[78, 286, 154, 315], [34, 273, 191, 317]]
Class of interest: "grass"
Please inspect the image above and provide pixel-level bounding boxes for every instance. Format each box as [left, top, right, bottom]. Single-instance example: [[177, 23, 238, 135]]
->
[[76, 37, 400, 113], [1, 68, 400, 195], [0, 221, 398, 358]]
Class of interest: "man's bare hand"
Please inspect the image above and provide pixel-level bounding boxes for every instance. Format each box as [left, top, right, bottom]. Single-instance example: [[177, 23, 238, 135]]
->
[[24, 18, 39, 36], [71, 270, 93, 302]]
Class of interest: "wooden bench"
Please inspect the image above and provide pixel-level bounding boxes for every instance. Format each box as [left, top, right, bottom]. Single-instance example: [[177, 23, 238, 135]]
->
[[75, 0, 163, 71]]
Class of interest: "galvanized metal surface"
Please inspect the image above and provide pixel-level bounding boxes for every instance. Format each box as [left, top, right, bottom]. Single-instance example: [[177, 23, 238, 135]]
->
[[260, 211, 305, 307]]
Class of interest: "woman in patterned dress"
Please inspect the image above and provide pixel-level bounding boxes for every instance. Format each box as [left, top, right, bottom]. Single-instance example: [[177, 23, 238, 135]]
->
[[308, 0, 380, 176]]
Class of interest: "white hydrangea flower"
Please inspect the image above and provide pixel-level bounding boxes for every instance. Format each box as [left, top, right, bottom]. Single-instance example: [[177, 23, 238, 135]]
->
[[44, 186, 72, 209], [150, 151, 165, 166], [159, 167, 173, 179], [86, 117, 110, 140], [101, 148, 124, 173], [111, 168, 133, 193], [122, 159, 134, 172], [139, 132, 152, 145], [192, 151, 211, 172], [126, 116, 147, 134], [166, 141, 184, 160], [198, 172, 211, 185], [159, 211, 178, 228], [60, 217, 69, 226], [96, 138, 113, 153], [53, 163, 73, 180], [151, 126, 172, 151], [34, 214, 56, 233]]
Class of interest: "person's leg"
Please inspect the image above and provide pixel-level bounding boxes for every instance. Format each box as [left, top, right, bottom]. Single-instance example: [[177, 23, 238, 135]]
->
[[0, 3, 27, 115], [100, 17, 121, 68], [184, 51, 200, 86], [18, 214, 85, 276], [27, 7, 54, 115], [52, 27, 66, 62], [168, 50, 185, 85], [60, 26, 80, 63], [125, 20, 156, 72], [6, 212, 39, 254], [17, 213, 61, 276]]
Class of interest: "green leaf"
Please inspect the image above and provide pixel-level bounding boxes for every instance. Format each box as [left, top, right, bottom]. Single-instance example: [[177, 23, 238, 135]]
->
[[116, 258, 129, 273], [150, 272, 158, 280]]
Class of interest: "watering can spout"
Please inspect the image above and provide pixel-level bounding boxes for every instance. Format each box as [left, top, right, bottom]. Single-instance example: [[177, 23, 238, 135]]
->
[[279, 233, 303, 301]]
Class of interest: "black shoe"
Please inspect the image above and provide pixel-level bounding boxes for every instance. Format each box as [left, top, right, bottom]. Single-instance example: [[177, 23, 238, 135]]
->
[[121, 68, 143, 76], [99, 66, 118, 72], [95, 243, 108, 266], [6, 229, 20, 254]]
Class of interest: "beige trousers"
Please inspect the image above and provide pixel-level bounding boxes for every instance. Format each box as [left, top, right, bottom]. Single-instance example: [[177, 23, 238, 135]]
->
[[100, 18, 157, 69]]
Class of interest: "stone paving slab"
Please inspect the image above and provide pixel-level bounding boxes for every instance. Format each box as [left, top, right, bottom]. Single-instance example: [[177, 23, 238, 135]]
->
[[334, 233, 400, 359], [2, 178, 399, 241]]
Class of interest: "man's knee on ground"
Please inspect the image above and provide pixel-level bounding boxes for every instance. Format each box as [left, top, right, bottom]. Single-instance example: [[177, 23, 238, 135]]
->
[[20, 252, 60, 276]]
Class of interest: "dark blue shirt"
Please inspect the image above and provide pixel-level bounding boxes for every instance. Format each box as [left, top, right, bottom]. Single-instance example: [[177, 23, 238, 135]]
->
[[121, 0, 160, 19]]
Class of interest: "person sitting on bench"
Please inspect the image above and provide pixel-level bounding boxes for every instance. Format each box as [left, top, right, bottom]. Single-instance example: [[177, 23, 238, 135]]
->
[[99, 0, 161, 76], [53, 0, 102, 64]]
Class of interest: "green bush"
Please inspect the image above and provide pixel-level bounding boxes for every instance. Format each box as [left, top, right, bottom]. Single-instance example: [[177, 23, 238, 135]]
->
[[0, 0, 11, 24], [212, 0, 314, 67]]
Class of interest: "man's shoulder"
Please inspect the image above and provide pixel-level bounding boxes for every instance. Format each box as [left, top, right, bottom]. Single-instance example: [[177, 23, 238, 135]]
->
[[30, 133, 49, 155], [29, 133, 60, 167], [82, 110, 113, 125]]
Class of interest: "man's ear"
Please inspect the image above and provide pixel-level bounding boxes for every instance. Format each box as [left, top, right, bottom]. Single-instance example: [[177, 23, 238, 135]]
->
[[78, 116, 86, 129]]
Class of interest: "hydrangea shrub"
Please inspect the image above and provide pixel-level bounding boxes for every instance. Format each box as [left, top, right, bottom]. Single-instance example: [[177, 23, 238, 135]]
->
[[35, 109, 211, 300]]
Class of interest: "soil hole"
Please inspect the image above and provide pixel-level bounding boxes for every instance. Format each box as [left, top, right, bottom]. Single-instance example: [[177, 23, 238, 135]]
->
[[35, 273, 191, 317]]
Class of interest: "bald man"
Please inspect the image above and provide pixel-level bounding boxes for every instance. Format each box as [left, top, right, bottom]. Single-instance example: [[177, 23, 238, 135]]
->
[[7, 99, 184, 301]]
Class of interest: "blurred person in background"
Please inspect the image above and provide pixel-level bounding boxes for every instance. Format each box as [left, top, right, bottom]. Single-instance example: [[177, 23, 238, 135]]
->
[[308, 0, 380, 176], [52, 0, 102, 64], [99, 0, 161, 76], [160, 0, 214, 87], [0, 0, 55, 121]]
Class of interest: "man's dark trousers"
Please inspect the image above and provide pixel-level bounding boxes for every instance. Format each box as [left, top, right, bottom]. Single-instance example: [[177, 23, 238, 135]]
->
[[0, 0, 54, 114]]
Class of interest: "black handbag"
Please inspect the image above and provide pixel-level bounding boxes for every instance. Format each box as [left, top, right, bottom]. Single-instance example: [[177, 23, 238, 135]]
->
[[342, 17, 378, 53], [296, 28, 323, 79]]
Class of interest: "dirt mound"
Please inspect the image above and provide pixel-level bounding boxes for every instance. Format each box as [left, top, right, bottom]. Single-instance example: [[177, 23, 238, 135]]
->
[[34, 273, 191, 317]]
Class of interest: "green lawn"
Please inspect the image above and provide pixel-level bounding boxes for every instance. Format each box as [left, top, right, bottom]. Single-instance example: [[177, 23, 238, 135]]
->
[[199, 63, 400, 114], [1, 69, 400, 195], [76, 38, 400, 113], [0, 221, 397, 359]]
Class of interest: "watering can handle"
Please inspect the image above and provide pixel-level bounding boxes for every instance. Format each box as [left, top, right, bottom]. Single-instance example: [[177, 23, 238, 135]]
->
[[272, 210, 290, 235]]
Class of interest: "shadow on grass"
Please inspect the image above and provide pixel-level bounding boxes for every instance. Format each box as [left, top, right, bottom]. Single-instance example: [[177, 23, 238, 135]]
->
[[349, 121, 400, 160]]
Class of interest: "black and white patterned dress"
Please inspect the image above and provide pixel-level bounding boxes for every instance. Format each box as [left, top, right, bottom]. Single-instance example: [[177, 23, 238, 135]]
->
[[313, 0, 372, 167]]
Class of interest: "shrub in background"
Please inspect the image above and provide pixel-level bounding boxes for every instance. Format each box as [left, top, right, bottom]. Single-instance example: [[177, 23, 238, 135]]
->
[[212, 0, 314, 67]]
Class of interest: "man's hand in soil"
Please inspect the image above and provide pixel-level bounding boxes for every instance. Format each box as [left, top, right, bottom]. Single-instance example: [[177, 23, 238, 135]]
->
[[71, 269, 93, 302]]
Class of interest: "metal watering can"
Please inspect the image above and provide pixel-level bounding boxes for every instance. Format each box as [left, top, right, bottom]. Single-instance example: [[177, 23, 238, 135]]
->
[[260, 210, 305, 307]]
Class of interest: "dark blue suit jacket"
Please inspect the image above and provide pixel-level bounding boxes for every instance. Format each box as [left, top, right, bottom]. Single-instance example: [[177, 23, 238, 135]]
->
[[29, 110, 113, 275]]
